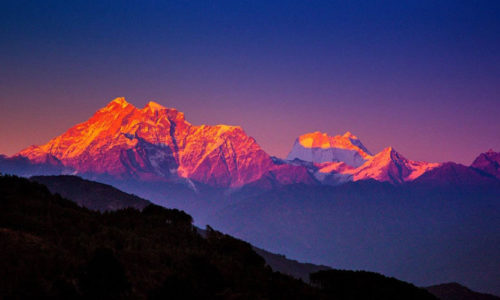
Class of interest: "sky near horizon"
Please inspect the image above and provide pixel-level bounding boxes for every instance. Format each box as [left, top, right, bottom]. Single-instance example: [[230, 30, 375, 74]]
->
[[1, 0, 499, 164]]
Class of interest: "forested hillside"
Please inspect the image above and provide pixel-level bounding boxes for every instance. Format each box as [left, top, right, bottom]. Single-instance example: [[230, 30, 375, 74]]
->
[[0, 175, 436, 299]]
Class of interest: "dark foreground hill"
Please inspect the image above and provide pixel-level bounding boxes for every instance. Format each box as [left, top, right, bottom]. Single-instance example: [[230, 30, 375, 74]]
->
[[426, 283, 500, 300], [0, 175, 437, 299]]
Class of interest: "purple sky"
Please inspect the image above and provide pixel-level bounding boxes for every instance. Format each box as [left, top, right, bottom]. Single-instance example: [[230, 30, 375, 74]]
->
[[1, 1, 499, 164]]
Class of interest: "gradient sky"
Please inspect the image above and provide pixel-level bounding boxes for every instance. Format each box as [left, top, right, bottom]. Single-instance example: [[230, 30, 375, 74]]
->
[[1, 0, 499, 164]]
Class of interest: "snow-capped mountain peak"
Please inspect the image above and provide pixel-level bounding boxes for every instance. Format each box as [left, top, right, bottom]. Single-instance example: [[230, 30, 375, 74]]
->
[[287, 131, 372, 167], [349, 147, 440, 184], [143, 101, 168, 113], [112, 97, 129, 106]]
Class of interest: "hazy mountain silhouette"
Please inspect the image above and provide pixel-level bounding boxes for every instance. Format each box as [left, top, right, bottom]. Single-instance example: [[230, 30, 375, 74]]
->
[[31, 175, 151, 211]]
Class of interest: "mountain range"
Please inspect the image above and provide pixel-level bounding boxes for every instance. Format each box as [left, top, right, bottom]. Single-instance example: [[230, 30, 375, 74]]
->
[[1, 98, 499, 296], [2, 97, 498, 189]]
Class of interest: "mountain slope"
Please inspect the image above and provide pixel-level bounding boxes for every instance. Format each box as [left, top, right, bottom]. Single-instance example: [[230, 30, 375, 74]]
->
[[252, 246, 331, 282], [0, 154, 65, 177], [30, 175, 151, 211], [414, 162, 499, 186]]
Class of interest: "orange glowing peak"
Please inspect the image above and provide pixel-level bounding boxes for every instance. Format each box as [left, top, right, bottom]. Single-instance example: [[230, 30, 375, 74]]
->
[[143, 101, 166, 112], [110, 97, 131, 109], [112, 97, 128, 105], [98, 97, 134, 113], [297, 131, 372, 158], [342, 131, 358, 139], [379, 146, 395, 155]]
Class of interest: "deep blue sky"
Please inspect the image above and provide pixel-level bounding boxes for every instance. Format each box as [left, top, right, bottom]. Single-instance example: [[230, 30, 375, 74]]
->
[[1, 0, 499, 163]]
